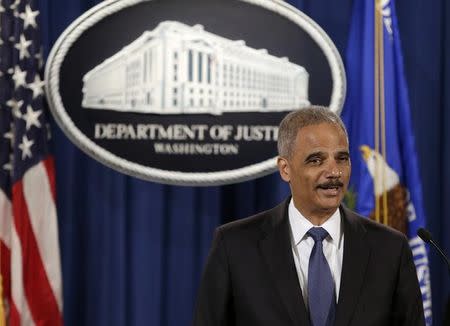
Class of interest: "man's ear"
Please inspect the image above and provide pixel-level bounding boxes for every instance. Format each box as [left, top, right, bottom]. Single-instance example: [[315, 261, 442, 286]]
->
[[277, 157, 291, 182]]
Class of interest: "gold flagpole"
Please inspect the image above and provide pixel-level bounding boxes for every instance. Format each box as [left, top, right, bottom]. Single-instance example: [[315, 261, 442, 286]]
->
[[374, 0, 381, 223], [379, 2, 389, 225], [375, 0, 389, 225]]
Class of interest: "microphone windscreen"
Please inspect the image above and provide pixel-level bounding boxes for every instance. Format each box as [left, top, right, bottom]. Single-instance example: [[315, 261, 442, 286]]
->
[[417, 228, 433, 243]]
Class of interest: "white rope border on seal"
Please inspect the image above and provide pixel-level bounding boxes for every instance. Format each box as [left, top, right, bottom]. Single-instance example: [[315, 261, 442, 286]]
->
[[45, 0, 346, 187]]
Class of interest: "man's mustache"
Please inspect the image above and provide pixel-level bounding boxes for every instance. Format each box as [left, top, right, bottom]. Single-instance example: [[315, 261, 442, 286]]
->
[[317, 181, 344, 189]]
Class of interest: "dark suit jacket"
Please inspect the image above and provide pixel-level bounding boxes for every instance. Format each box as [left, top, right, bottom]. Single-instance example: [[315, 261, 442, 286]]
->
[[193, 198, 425, 326]]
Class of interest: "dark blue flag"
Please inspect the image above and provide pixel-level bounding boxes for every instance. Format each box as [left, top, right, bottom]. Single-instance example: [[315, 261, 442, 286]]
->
[[342, 0, 432, 323]]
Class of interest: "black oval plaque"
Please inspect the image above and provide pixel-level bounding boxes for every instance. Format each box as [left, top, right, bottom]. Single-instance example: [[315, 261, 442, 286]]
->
[[45, 0, 346, 186]]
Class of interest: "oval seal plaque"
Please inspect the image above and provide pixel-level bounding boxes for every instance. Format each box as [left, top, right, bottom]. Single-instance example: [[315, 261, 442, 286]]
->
[[45, 0, 346, 186]]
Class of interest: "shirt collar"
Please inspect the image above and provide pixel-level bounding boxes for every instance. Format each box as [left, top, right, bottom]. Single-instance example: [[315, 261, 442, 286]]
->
[[288, 198, 343, 247]]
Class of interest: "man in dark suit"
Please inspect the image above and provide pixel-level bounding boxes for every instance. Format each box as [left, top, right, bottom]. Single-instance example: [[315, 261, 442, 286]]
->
[[193, 106, 425, 326]]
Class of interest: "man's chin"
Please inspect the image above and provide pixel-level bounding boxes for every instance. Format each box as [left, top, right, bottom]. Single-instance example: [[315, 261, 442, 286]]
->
[[317, 197, 343, 211]]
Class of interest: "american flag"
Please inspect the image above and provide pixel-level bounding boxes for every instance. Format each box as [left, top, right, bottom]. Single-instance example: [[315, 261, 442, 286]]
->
[[0, 0, 63, 325]]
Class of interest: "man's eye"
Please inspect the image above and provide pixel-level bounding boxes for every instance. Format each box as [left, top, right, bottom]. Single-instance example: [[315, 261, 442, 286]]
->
[[309, 158, 322, 165]]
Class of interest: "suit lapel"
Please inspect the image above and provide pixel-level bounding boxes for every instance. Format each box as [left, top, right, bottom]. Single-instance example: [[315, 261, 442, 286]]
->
[[334, 206, 371, 326], [259, 200, 310, 326]]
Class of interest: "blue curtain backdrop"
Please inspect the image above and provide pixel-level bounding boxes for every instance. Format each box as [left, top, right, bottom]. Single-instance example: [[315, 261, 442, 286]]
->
[[38, 0, 450, 325]]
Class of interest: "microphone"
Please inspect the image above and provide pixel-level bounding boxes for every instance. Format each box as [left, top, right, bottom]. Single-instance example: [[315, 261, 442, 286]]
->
[[417, 228, 450, 275]]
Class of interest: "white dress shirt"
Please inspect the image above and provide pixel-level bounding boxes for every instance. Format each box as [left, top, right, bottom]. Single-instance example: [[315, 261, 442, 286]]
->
[[288, 199, 344, 306]]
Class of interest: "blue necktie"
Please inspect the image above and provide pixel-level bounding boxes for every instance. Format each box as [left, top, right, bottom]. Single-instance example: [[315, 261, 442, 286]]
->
[[307, 227, 336, 326]]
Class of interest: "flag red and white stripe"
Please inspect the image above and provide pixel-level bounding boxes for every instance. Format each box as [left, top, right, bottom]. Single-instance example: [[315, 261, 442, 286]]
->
[[1, 158, 63, 326]]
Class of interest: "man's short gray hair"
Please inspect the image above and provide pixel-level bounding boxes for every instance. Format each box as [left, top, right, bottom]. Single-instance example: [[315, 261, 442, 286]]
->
[[277, 105, 348, 158]]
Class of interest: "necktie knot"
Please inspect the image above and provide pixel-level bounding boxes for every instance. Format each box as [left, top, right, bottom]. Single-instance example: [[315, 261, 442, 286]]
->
[[307, 227, 329, 243]]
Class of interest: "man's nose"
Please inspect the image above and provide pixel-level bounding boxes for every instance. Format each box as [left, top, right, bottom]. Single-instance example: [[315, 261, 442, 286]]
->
[[324, 161, 342, 178]]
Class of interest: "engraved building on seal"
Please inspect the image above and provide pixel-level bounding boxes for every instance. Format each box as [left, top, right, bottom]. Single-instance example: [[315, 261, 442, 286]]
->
[[82, 21, 310, 115]]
